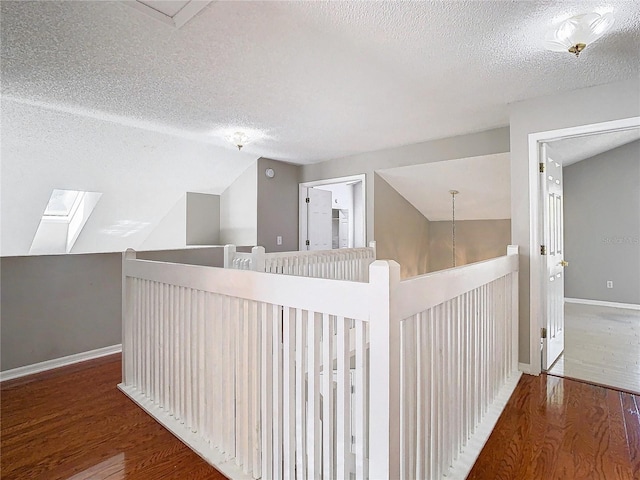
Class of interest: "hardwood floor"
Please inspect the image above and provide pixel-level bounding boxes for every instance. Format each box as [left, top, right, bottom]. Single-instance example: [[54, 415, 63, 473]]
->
[[468, 373, 640, 480], [3, 355, 639, 479], [547, 302, 640, 393], [1, 354, 226, 480]]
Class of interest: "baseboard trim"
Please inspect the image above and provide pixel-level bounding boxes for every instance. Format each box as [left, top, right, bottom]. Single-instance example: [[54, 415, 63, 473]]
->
[[565, 298, 640, 311], [0, 344, 122, 382], [518, 362, 535, 375]]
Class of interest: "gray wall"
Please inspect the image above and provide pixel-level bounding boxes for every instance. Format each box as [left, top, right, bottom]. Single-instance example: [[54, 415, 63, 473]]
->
[[1, 253, 122, 371], [510, 78, 640, 364], [428, 220, 511, 272], [257, 158, 301, 252], [301, 127, 510, 242], [564, 140, 640, 304], [138, 246, 228, 267], [374, 174, 430, 279], [1, 246, 232, 372], [186, 192, 220, 245]]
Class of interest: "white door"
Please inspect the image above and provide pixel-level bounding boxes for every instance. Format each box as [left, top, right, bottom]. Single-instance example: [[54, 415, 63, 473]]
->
[[541, 145, 567, 370], [302, 187, 332, 250]]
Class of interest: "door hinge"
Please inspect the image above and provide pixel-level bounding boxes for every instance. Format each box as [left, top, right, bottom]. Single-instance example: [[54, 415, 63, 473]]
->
[[305, 197, 310, 203], [541, 327, 547, 339], [539, 162, 545, 173], [540, 245, 547, 255], [305, 240, 310, 246]]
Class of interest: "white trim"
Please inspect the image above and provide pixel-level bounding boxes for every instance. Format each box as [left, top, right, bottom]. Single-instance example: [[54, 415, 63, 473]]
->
[[446, 372, 523, 480], [518, 362, 534, 375], [565, 297, 640, 311], [0, 344, 122, 382], [527, 116, 640, 376]]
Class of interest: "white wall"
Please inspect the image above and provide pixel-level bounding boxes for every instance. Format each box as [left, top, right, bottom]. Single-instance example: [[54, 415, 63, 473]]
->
[[138, 194, 187, 251], [1, 97, 256, 256], [509, 78, 640, 365], [220, 162, 258, 245]]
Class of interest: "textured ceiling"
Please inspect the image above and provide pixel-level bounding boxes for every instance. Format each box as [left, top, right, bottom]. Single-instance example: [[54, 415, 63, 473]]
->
[[547, 128, 640, 166], [2, 0, 640, 162], [2, 1, 640, 255], [378, 153, 511, 221]]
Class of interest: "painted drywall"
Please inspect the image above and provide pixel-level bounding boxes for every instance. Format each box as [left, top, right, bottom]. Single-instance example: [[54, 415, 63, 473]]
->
[[428, 220, 512, 272], [301, 127, 510, 243], [137, 246, 226, 267], [138, 194, 187, 250], [510, 78, 640, 365], [1, 98, 256, 257], [0, 253, 122, 371], [374, 174, 430, 279], [220, 162, 258, 245], [563, 140, 640, 304], [186, 192, 220, 245], [256, 158, 300, 252], [0, 246, 231, 372]]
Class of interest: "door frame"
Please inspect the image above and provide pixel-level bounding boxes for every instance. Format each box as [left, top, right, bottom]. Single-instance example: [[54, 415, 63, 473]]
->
[[299, 174, 366, 250], [527, 116, 640, 375]]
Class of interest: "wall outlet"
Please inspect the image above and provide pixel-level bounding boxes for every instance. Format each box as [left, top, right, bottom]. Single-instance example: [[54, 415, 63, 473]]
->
[[276, 235, 282, 246], [606, 280, 613, 289]]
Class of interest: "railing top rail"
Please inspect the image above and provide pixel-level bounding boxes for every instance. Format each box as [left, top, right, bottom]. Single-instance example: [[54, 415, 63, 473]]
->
[[396, 246, 519, 319], [124, 258, 373, 320], [263, 246, 375, 260]]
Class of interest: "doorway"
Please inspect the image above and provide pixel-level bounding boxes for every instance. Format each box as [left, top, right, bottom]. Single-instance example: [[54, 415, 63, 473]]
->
[[299, 175, 366, 251], [528, 116, 640, 393]]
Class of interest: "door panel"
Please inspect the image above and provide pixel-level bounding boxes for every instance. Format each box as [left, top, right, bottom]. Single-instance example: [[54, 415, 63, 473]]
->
[[542, 146, 566, 370], [306, 187, 332, 251]]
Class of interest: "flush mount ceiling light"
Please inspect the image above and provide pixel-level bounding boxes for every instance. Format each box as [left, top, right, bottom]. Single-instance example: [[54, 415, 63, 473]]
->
[[545, 12, 615, 57], [229, 131, 250, 150]]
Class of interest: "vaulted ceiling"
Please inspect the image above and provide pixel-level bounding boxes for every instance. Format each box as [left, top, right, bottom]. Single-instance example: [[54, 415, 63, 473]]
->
[[2, 1, 639, 255]]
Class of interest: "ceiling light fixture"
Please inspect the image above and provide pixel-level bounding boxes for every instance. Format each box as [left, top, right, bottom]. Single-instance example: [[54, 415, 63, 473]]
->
[[450, 189, 459, 268], [545, 12, 615, 57], [229, 131, 250, 150]]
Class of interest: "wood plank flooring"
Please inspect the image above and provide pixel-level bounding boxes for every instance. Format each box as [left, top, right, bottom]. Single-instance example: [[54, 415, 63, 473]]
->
[[468, 373, 640, 480], [1, 354, 226, 480], [3, 354, 639, 479], [548, 302, 640, 393]]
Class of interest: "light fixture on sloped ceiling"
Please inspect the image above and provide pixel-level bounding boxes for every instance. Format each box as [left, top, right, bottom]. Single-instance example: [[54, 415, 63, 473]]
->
[[545, 12, 615, 57], [229, 131, 250, 150]]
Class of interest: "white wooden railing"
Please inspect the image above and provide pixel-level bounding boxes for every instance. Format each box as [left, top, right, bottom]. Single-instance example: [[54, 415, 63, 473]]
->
[[224, 242, 376, 282], [119, 246, 520, 480]]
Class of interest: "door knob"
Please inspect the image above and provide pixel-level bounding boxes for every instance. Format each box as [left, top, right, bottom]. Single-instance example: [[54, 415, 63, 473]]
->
[[560, 260, 569, 267]]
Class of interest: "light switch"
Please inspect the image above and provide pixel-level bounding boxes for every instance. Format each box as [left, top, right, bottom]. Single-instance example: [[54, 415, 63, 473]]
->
[[276, 235, 282, 245]]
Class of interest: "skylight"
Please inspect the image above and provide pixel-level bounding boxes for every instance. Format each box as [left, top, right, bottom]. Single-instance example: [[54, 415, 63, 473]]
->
[[43, 189, 82, 217], [30, 189, 102, 255]]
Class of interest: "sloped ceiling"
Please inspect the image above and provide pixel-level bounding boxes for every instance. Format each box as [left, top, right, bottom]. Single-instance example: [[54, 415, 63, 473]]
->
[[1, 1, 639, 255], [378, 153, 511, 221]]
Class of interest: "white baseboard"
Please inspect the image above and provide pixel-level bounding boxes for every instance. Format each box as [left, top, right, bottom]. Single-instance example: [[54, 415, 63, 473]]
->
[[0, 344, 122, 382], [565, 297, 640, 311], [518, 362, 535, 375]]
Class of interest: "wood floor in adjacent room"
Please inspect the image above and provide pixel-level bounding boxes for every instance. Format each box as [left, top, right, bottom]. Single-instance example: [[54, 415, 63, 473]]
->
[[468, 373, 640, 480], [548, 302, 640, 394], [2, 355, 639, 480], [1, 354, 226, 480]]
